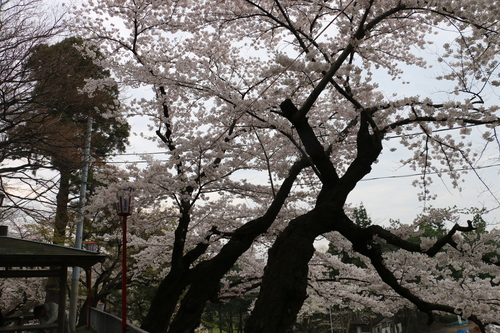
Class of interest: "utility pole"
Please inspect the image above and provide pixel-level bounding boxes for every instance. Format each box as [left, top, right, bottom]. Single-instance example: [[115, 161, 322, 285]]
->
[[69, 117, 93, 333]]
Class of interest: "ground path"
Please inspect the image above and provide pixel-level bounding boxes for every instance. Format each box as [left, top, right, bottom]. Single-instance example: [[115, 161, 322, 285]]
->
[[430, 323, 478, 333]]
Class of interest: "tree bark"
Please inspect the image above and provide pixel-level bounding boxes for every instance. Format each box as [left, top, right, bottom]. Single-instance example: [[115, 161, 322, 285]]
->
[[141, 200, 192, 333], [141, 160, 308, 333], [53, 169, 71, 245], [244, 207, 344, 333], [245, 219, 316, 333], [140, 263, 190, 333], [46, 169, 72, 304], [245, 105, 383, 333]]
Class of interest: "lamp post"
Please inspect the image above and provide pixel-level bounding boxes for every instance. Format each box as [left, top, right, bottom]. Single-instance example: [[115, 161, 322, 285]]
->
[[115, 188, 134, 333]]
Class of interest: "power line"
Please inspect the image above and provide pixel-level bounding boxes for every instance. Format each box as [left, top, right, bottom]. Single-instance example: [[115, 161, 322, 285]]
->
[[104, 122, 496, 163], [99, 155, 499, 182], [111, 151, 169, 156], [360, 163, 500, 182]]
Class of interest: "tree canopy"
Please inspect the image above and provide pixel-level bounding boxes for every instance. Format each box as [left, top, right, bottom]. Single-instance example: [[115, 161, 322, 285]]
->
[[23, 36, 129, 171], [13, 36, 130, 245], [73, 1, 500, 332], [0, 0, 66, 218]]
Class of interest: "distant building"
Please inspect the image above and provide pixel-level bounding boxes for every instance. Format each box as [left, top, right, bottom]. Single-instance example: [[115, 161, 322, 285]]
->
[[351, 315, 403, 333], [373, 317, 403, 333]]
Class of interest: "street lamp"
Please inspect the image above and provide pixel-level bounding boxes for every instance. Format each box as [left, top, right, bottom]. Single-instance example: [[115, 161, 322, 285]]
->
[[85, 241, 99, 252], [115, 188, 134, 333]]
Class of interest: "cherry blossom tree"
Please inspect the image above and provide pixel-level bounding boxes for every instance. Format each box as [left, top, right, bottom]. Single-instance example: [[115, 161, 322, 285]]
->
[[74, 1, 500, 332]]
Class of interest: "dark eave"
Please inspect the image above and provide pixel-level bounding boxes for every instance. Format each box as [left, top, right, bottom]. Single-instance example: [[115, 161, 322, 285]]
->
[[0, 236, 106, 270]]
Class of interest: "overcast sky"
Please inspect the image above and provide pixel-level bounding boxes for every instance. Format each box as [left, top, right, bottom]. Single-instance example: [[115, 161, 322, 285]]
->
[[94, 2, 500, 228], [116, 94, 499, 228]]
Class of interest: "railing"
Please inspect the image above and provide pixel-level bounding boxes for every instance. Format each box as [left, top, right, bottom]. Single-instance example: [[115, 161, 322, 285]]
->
[[1, 315, 58, 333], [89, 308, 149, 333], [0, 323, 58, 332]]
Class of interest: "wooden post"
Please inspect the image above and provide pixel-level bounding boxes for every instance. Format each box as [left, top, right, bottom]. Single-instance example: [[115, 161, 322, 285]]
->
[[58, 267, 67, 333]]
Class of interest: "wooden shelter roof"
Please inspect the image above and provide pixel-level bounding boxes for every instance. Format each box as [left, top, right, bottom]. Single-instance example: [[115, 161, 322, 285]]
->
[[0, 235, 106, 277], [0, 233, 105, 333]]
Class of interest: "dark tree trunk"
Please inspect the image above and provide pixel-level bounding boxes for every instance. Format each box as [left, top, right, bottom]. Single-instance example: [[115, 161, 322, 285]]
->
[[77, 270, 117, 327], [244, 208, 337, 333], [141, 201, 192, 333], [228, 307, 233, 333], [140, 264, 189, 333], [141, 160, 307, 333], [53, 169, 71, 245], [46, 169, 72, 304], [165, 239, 257, 333], [238, 309, 243, 333], [78, 299, 88, 327], [244, 107, 382, 333]]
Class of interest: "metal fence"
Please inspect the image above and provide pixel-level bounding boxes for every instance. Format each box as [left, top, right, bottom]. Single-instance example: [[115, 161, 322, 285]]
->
[[89, 308, 149, 333]]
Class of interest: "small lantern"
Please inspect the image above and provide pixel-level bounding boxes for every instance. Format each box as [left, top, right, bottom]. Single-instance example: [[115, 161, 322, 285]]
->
[[85, 241, 99, 252], [115, 188, 135, 216]]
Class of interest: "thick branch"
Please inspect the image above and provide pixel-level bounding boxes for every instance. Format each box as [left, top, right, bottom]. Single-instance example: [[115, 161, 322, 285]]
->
[[340, 110, 383, 193], [167, 157, 309, 333], [333, 210, 486, 329], [280, 99, 339, 185], [366, 220, 475, 256]]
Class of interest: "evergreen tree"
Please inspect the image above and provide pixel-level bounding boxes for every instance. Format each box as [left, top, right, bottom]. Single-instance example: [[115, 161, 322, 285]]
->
[[21, 37, 130, 245]]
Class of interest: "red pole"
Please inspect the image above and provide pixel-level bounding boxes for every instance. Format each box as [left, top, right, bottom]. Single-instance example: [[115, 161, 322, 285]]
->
[[116, 187, 133, 333], [122, 214, 128, 333], [87, 269, 92, 328]]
